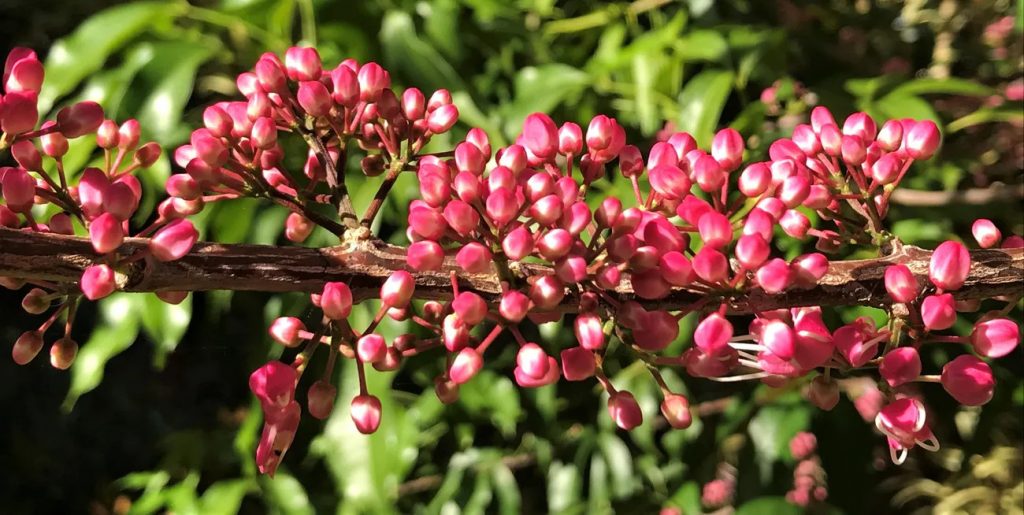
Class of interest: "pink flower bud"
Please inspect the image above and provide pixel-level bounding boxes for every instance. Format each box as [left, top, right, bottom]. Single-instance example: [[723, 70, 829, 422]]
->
[[971, 219, 1001, 248], [586, 114, 615, 151], [769, 139, 806, 163], [48, 213, 73, 235], [150, 219, 198, 262], [792, 124, 821, 155], [357, 334, 387, 364], [760, 319, 797, 361], [840, 135, 866, 165], [11, 140, 41, 171], [842, 112, 877, 142], [284, 212, 313, 243], [249, 361, 298, 408], [733, 234, 768, 269], [1003, 235, 1024, 249], [81, 264, 116, 300], [398, 87, 425, 121], [930, 240, 971, 291], [871, 153, 902, 184], [876, 120, 904, 151], [529, 274, 565, 310], [269, 317, 305, 347], [807, 376, 840, 411], [693, 247, 729, 284], [485, 187, 518, 227], [780, 209, 810, 238], [381, 271, 414, 308], [905, 120, 940, 160], [756, 258, 793, 294], [660, 393, 692, 429], [449, 347, 483, 385], [517, 343, 551, 380], [879, 347, 921, 387], [308, 380, 337, 420], [50, 337, 78, 370], [21, 287, 50, 314], [56, 101, 104, 138], [0, 166, 36, 211], [970, 318, 1019, 358], [778, 175, 811, 208], [406, 240, 444, 271], [297, 81, 332, 117], [921, 293, 956, 330], [426, 104, 458, 133], [5, 53, 43, 93], [834, 324, 878, 367], [103, 182, 139, 220], [408, 205, 448, 240], [941, 355, 994, 406], [499, 290, 530, 322], [40, 122, 69, 157], [693, 154, 725, 192], [284, 46, 322, 81], [350, 394, 382, 434], [455, 242, 492, 274], [809, 106, 836, 132], [89, 212, 124, 254], [619, 145, 644, 178], [557, 122, 583, 155], [0, 91, 38, 135], [521, 113, 558, 158], [739, 162, 771, 197], [356, 62, 389, 102], [694, 312, 732, 354], [560, 346, 595, 381], [711, 128, 744, 171], [554, 255, 587, 283], [320, 282, 353, 320], [607, 391, 643, 430], [499, 226, 533, 261], [443, 200, 480, 237], [537, 228, 572, 261], [694, 211, 730, 249], [742, 208, 774, 242], [574, 313, 605, 350], [791, 253, 829, 288], [884, 264, 918, 303], [450, 292, 486, 326], [657, 251, 693, 286], [12, 330, 44, 365]]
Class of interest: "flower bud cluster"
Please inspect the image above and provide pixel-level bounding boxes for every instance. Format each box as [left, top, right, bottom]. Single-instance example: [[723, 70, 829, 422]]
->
[[2, 48, 196, 370]]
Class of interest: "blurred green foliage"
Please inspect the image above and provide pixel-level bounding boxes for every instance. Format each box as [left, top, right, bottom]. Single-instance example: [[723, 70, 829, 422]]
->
[[1, 0, 1022, 513]]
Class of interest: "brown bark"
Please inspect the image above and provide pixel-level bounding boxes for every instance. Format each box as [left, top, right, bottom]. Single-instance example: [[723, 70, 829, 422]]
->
[[0, 228, 1021, 314]]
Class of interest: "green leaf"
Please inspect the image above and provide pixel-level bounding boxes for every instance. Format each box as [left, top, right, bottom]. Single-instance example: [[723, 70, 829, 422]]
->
[[64, 294, 140, 409], [887, 77, 994, 98], [200, 480, 252, 515], [259, 472, 314, 515], [135, 41, 217, 143], [735, 497, 803, 515], [380, 11, 465, 94], [548, 461, 582, 513], [748, 405, 810, 480], [491, 463, 522, 515], [632, 54, 662, 135], [138, 292, 193, 368], [503, 64, 590, 137], [457, 370, 523, 437], [39, 1, 184, 113], [947, 106, 1024, 132], [677, 69, 735, 147], [674, 30, 728, 62], [874, 94, 940, 124], [598, 433, 635, 499]]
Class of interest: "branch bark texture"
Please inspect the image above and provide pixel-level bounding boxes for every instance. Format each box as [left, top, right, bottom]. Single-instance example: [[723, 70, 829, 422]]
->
[[1, 228, 1021, 314]]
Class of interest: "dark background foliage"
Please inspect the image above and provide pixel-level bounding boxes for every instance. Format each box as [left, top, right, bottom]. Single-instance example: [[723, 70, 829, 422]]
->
[[1, 1, 1022, 513]]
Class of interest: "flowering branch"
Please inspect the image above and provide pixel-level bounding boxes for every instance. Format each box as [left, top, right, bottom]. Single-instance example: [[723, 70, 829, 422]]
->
[[1, 228, 1020, 313]]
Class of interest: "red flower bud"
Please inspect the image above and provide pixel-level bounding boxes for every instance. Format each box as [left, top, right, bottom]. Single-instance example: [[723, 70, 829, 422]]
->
[[56, 101, 104, 138], [607, 391, 643, 430], [449, 347, 483, 385], [357, 334, 387, 363], [455, 242, 492, 274], [693, 154, 725, 192], [558, 122, 583, 155], [756, 258, 793, 294], [50, 337, 78, 370], [661, 393, 692, 429], [4, 52, 43, 93], [1, 166, 36, 211], [739, 162, 771, 197], [11, 140, 41, 171], [1, 91, 38, 135], [284, 46, 322, 81], [692, 247, 729, 284], [649, 165, 691, 200], [905, 120, 940, 160], [12, 330, 44, 365], [574, 313, 605, 350], [560, 346, 595, 381], [426, 104, 458, 133], [521, 113, 558, 159], [499, 290, 531, 323], [807, 375, 840, 411], [529, 274, 565, 310], [297, 80, 332, 117], [381, 270, 414, 308], [308, 380, 337, 420], [711, 128, 744, 171]]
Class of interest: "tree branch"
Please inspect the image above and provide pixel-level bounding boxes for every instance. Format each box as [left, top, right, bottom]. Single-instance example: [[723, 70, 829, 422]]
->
[[0, 228, 1020, 314]]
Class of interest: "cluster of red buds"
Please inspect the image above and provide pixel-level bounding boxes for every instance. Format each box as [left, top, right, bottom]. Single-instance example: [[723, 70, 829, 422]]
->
[[2, 46, 1021, 478], [1, 48, 196, 368]]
